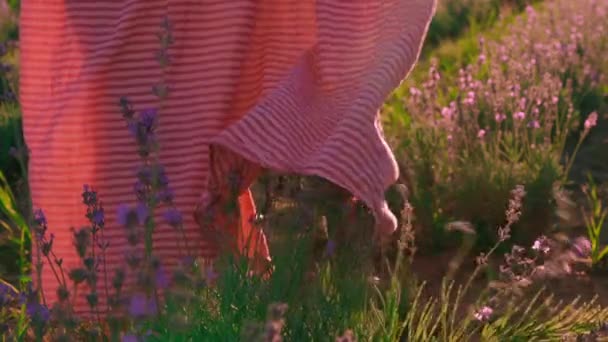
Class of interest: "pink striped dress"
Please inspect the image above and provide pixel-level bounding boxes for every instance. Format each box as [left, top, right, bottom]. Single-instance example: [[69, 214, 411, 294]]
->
[[20, 0, 436, 314]]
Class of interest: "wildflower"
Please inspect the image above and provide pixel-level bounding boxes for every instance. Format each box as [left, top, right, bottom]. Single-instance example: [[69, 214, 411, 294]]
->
[[135, 203, 149, 225], [584, 111, 598, 130], [409, 87, 421, 97], [33, 208, 47, 227], [128, 293, 157, 317], [571, 237, 591, 258], [26, 301, 50, 324], [441, 106, 453, 119], [82, 184, 97, 206], [117, 204, 134, 227], [551, 96, 559, 104], [528, 120, 540, 129], [514, 111, 526, 120], [463, 91, 476, 105], [157, 187, 174, 203], [477, 129, 486, 139], [92, 208, 105, 227], [495, 113, 507, 123], [474, 306, 493, 322], [478, 54, 486, 64], [139, 108, 158, 132], [163, 207, 183, 228], [532, 236, 550, 254]]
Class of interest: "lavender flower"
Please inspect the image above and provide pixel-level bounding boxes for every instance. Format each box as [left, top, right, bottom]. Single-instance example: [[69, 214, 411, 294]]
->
[[128, 293, 157, 317], [514, 111, 526, 120], [92, 208, 105, 227], [584, 111, 598, 131], [117, 204, 133, 227], [33, 208, 47, 227], [532, 236, 550, 254], [26, 301, 50, 324], [495, 113, 507, 123], [163, 207, 183, 228], [571, 237, 592, 258], [474, 306, 493, 322]]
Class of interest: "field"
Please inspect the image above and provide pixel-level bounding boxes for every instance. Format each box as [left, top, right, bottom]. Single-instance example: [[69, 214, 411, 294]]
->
[[2, 0, 608, 341]]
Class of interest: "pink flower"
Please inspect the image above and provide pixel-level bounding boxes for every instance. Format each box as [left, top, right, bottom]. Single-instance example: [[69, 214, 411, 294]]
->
[[528, 120, 540, 129], [584, 111, 598, 130], [532, 236, 550, 254], [474, 306, 493, 322], [441, 106, 453, 119], [571, 237, 591, 258], [463, 91, 476, 105], [477, 129, 486, 138], [514, 111, 526, 120], [409, 87, 421, 97], [495, 113, 507, 123]]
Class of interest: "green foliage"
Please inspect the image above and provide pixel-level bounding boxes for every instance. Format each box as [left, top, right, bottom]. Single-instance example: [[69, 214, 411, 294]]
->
[[582, 175, 608, 266]]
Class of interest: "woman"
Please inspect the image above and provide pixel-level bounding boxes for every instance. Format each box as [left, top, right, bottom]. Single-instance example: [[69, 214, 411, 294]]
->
[[20, 0, 436, 315]]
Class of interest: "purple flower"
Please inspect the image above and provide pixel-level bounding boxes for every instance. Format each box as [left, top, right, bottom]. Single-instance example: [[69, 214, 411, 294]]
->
[[135, 203, 149, 225], [26, 302, 50, 323], [127, 121, 139, 137], [463, 91, 476, 105], [474, 306, 493, 322], [157, 188, 174, 203], [116, 204, 133, 227], [528, 120, 540, 129], [514, 111, 526, 120], [128, 293, 157, 317], [532, 236, 550, 254], [572, 237, 591, 258], [495, 113, 507, 123], [584, 112, 598, 130], [441, 106, 453, 119], [139, 108, 158, 132], [92, 208, 105, 226], [33, 208, 47, 227], [163, 208, 183, 228]]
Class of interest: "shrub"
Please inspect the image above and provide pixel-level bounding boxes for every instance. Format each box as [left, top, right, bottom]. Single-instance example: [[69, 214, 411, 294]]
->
[[389, 0, 608, 251]]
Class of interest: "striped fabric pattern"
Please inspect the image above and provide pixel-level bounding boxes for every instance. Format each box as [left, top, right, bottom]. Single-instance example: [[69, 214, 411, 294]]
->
[[20, 0, 436, 314]]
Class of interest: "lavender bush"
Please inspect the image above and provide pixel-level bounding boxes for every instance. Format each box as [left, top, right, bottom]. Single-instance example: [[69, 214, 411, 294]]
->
[[1, 1, 608, 341], [388, 0, 607, 249]]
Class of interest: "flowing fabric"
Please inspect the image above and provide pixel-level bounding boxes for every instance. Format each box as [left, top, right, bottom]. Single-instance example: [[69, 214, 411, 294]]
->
[[20, 0, 436, 314]]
